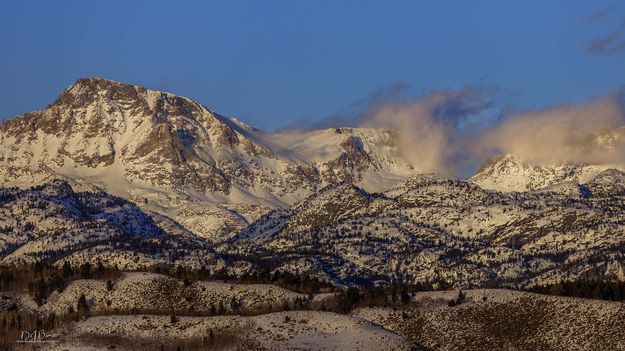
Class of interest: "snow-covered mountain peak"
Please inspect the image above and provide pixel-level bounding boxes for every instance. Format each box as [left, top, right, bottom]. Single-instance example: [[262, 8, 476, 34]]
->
[[470, 152, 622, 192], [0, 78, 418, 214]]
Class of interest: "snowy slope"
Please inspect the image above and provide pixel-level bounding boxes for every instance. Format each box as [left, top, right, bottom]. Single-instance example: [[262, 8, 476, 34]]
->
[[43, 272, 308, 316], [43, 311, 416, 351]]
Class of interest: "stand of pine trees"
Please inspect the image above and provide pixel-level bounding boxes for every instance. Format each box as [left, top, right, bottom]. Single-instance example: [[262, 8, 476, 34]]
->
[[527, 279, 625, 301], [0, 261, 120, 308]]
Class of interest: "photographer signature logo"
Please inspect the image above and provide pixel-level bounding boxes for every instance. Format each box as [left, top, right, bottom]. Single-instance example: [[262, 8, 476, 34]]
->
[[17, 330, 55, 343]]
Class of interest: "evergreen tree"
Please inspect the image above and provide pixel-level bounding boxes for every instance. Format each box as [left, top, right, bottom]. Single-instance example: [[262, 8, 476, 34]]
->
[[80, 262, 92, 279], [77, 294, 89, 316], [35, 278, 48, 306], [400, 289, 411, 305], [230, 297, 241, 312], [62, 261, 73, 278], [96, 260, 105, 277]]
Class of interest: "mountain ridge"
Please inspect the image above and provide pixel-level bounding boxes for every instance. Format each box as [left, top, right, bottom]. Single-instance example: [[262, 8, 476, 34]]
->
[[0, 77, 416, 208]]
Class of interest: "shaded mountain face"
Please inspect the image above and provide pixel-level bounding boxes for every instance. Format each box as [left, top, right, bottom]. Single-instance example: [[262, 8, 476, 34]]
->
[[585, 168, 625, 197], [0, 78, 414, 207], [0, 179, 226, 270]]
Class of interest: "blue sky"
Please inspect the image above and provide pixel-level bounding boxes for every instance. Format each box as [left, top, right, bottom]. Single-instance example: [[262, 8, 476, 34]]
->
[[1, 1, 624, 130]]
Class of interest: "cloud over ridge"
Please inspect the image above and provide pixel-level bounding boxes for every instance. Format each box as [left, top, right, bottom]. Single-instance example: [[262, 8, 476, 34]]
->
[[306, 84, 625, 177]]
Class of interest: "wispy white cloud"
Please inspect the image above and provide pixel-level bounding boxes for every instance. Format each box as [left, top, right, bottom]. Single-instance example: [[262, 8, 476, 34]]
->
[[357, 87, 492, 175], [476, 92, 625, 165]]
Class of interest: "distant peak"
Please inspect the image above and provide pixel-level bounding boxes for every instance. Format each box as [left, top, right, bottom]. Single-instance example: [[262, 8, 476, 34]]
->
[[475, 154, 510, 174]]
